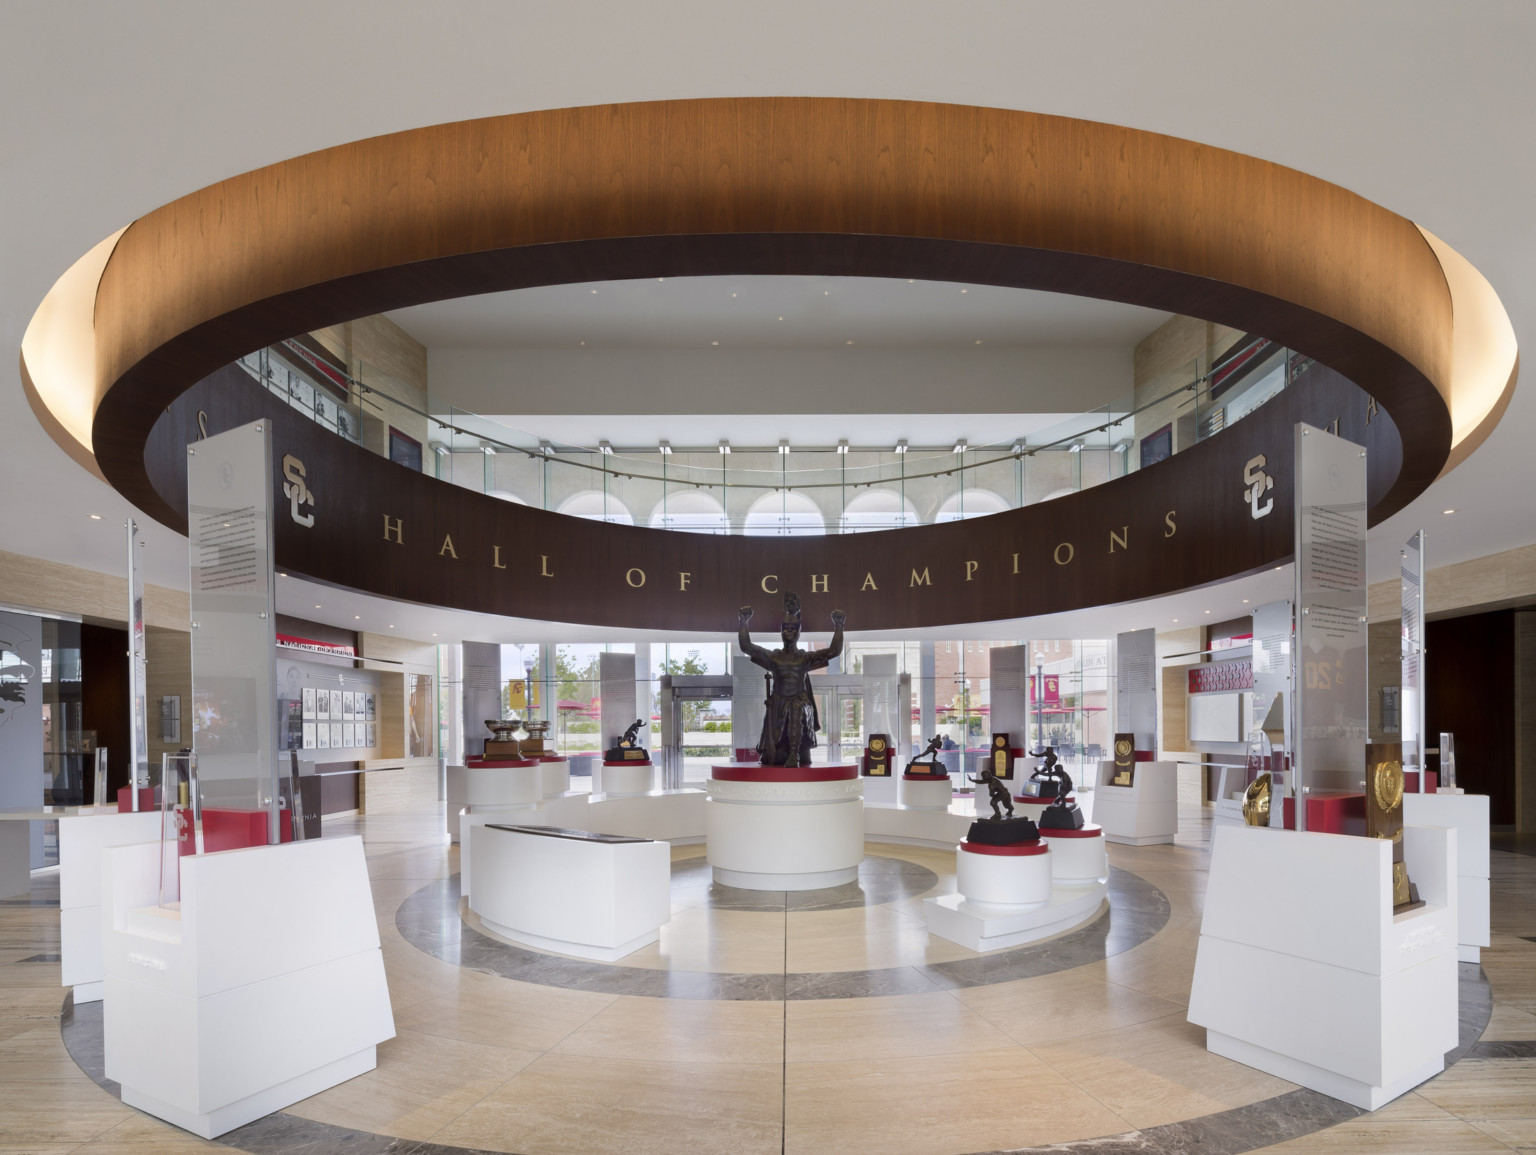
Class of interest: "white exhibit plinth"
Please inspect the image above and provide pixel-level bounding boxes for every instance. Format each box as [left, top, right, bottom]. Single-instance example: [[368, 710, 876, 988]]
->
[[954, 841, 1052, 906], [59, 808, 163, 1002], [102, 836, 395, 1138], [598, 760, 655, 796], [1403, 792, 1490, 962], [705, 764, 864, 890], [540, 757, 572, 797], [898, 774, 953, 810], [1039, 824, 1109, 884], [468, 823, 670, 961], [466, 760, 544, 809], [860, 774, 898, 805], [1187, 823, 1458, 1111], [459, 793, 592, 901], [926, 838, 1106, 953], [1092, 761, 1178, 845]]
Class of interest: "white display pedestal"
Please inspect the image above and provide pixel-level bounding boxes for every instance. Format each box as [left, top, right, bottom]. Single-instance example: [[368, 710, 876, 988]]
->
[[102, 836, 394, 1139], [468, 823, 670, 961], [445, 765, 467, 842], [539, 757, 571, 797], [705, 764, 863, 890], [59, 808, 163, 1002], [0, 804, 110, 898], [460, 793, 591, 901], [1403, 792, 1490, 962], [860, 774, 898, 805], [925, 839, 1106, 952], [1187, 823, 1458, 1111], [597, 760, 655, 796], [1039, 824, 1109, 884], [466, 760, 544, 809], [898, 774, 953, 810], [1092, 761, 1178, 845]]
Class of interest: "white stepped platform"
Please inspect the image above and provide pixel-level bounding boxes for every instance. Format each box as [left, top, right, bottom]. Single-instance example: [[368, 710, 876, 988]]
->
[[925, 882, 1107, 952], [1403, 792, 1489, 963], [1093, 760, 1178, 845], [59, 808, 163, 1002]]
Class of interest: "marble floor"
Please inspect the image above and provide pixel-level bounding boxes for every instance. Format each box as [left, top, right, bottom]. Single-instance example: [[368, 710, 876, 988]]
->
[[1, 802, 1533, 1154]]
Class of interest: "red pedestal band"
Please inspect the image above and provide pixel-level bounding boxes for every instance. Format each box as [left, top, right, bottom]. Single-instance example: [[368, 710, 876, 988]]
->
[[604, 759, 653, 767], [536, 755, 567, 763], [1281, 792, 1367, 836], [1038, 823, 1103, 839], [116, 786, 155, 813], [711, 764, 858, 782], [1134, 750, 1156, 761], [960, 839, 1048, 856], [903, 772, 950, 781], [1014, 793, 1074, 805], [467, 758, 538, 768]]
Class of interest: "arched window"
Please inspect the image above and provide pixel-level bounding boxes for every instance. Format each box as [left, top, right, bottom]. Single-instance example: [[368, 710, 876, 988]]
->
[[486, 489, 528, 505], [649, 489, 729, 534], [935, 489, 1011, 523], [839, 489, 919, 533], [743, 490, 825, 537], [556, 490, 635, 525]]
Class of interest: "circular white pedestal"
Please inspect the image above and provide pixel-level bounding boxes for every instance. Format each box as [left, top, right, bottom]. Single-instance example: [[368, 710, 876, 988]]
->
[[705, 764, 864, 890], [539, 757, 571, 797], [899, 774, 954, 809], [955, 840, 1052, 907], [465, 760, 543, 809], [598, 760, 655, 796], [1013, 793, 1075, 824], [1040, 824, 1108, 884]]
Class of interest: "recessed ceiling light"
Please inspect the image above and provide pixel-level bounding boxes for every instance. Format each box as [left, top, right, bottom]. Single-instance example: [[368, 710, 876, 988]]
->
[[278, 572, 287, 577], [711, 340, 719, 346], [908, 279, 915, 283], [823, 290, 829, 295], [388, 625, 394, 629], [846, 339, 853, 345], [354, 615, 360, 620], [1205, 609, 1212, 614], [1443, 508, 1455, 515], [974, 339, 982, 345], [960, 288, 967, 293], [731, 292, 737, 298], [1242, 599, 1250, 604], [432, 633, 437, 637], [314, 604, 322, 609], [579, 340, 585, 346], [1172, 618, 1179, 623], [88, 513, 101, 520], [590, 288, 597, 294], [778, 316, 783, 321]]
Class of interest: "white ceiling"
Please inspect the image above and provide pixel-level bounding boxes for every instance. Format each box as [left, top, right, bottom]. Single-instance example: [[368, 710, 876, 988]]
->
[[2, 1, 1533, 632], [387, 276, 1171, 350]]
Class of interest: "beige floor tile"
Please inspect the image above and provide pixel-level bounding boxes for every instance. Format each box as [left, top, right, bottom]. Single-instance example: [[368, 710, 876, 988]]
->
[[1418, 1056, 1536, 1118], [1255, 1117, 1514, 1152], [286, 1026, 538, 1140], [784, 1046, 1131, 1155], [1100, 935, 1198, 1005], [552, 995, 785, 1065], [1480, 1001, 1536, 1041], [952, 966, 1189, 1046], [1470, 1115, 1536, 1147], [786, 990, 1015, 1062], [392, 976, 616, 1053], [70, 1110, 223, 1150], [432, 1052, 782, 1155], [1028, 1013, 1294, 1128]]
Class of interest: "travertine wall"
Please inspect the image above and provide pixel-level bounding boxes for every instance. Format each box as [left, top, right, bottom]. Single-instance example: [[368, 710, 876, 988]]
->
[[0, 548, 187, 628], [356, 630, 440, 814], [311, 314, 430, 466]]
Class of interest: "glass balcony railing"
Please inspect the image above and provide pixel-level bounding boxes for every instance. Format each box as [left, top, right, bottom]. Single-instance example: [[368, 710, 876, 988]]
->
[[234, 328, 1302, 536]]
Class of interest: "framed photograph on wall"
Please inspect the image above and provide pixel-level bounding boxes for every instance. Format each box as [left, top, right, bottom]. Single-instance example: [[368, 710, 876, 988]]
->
[[344, 691, 355, 719], [316, 690, 329, 720], [303, 687, 316, 719], [343, 722, 354, 748], [366, 722, 376, 748], [330, 721, 342, 748], [302, 722, 315, 749], [365, 693, 376, 721], [330, 689, 342, 719], [316, 722, 329, 749]]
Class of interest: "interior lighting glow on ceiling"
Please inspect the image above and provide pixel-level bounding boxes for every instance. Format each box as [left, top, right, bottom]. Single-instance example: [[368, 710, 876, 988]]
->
[[1443, 508, 1456, 514], [88, 513, 101, 519], [658, 441, 672, 455], [599, 441, 613, 455], [952, 439, 967, 453], [481, 445, 495, 457], [778, 440, 790, 455], [836, 440, 849, 454], [1068, 441, 1085, 453], [895, 440, 908, 454], [718, 440, 731, 454]]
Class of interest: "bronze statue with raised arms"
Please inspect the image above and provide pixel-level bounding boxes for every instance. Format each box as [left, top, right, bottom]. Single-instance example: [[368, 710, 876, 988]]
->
[[737, 592, 845, 767]]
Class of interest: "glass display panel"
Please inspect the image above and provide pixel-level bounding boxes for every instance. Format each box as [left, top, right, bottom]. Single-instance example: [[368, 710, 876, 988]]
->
[[1292, 422, 1369, 815], [1401, 530, 1425, 771], [187, 420, 279, 842]]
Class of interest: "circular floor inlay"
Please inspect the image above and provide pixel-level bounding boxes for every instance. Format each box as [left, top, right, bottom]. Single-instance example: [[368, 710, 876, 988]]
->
[[395, 854, 1171, 1000], [672, 852, 939, 911]]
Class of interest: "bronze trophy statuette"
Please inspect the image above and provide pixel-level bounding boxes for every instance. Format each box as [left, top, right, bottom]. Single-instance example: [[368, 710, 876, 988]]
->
[[905, 734, 948, 776], [737, 592, 845, 767], [1241, 772, 1272, 826], [1034, 746, 1086, 830], [605, 719, 649, 762], [966, 764, 1039, 845]]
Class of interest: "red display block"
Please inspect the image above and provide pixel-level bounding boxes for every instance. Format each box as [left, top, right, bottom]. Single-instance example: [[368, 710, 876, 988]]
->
[[1014, 793, 1075, 805], [202, 807, 292, 853], [733, 748, 759, 764], [1134, 750, 1156, 762], [903, 772, 949, 781], [1403, 770, 1439, 794], [466, 757, 538, 768], [960, 839, 1048, 857], [1281, 792, 1367, 836], [1038, 823, 1103, 839], [711, 763, 858, 782], [603, 758, 652, 767], [1187, 661, 1254, 693], [116, 786, 156, 813]]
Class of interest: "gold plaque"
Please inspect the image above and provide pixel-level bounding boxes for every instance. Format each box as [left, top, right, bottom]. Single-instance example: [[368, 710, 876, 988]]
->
[[870, 736, 886, 753], [1372, 759, 1404, 814]]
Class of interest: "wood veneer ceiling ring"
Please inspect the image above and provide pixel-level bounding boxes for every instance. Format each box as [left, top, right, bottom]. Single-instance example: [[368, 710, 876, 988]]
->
[[41, 99, 1490, 524]]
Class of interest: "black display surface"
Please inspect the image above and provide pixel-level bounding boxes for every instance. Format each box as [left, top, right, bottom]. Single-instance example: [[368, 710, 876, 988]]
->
[[965, 817, 1040, 846]]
